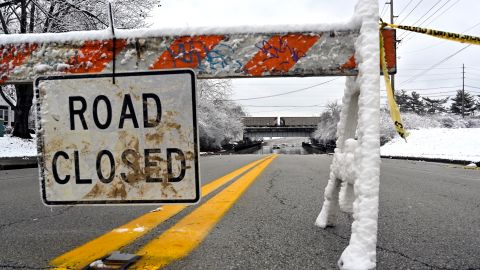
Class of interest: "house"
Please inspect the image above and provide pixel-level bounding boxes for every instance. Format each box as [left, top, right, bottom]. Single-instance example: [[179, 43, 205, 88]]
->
[[0, 94, 14, 127]]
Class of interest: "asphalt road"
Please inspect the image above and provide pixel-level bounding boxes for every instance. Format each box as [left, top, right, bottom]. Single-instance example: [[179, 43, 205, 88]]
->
[[0, 154, 479, 270]]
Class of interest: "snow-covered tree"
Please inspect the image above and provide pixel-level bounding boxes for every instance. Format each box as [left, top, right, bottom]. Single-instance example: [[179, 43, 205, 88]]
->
[[395, 90, 429, 114], [394, 89, 410, 113], [476, 95, 480, 113], [422, 96, 448, 114], [0, 0, 157, 34], [197, 80, 246, 151], [313, 101, 341, 146], [0, 0, 160, 138], [406, 91, 425, 114], [450, 90, 476, 116]]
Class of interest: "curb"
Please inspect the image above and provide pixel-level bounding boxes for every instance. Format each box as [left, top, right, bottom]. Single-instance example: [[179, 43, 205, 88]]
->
[[381, 155, 480, 167], [0, 156, 38, 170]]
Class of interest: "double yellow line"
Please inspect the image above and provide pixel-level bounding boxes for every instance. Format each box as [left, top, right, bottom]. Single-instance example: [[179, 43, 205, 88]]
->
[[51, 154, 277, 270]]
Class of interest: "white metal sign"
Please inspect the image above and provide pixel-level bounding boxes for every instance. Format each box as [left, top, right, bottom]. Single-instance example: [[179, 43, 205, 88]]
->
[[36, 70, 200, 205]]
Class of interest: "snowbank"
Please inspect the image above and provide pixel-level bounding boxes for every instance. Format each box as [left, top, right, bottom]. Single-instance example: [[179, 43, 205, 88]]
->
[[381, 128, 480, 162], [0, 134, 37, 158]]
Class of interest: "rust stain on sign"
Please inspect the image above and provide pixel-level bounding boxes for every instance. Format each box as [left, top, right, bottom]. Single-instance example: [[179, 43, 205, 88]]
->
[[36, 70, 200, 205]]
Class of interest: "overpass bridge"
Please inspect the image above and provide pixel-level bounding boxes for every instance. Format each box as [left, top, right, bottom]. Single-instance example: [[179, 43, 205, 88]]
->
[[242, 117, 320, 138]]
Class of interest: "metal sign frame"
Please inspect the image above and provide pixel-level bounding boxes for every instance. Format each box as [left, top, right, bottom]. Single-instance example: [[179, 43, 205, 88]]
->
[[35, 70, 200, 205]]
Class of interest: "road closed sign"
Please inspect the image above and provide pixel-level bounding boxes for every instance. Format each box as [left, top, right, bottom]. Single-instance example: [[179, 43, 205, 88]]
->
[[35, 70, 200, 205]]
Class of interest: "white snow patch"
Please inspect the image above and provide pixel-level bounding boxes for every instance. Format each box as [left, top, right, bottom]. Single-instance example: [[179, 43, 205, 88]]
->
[[89, 260, 107, 268], [33, 64, 52, 73], [55, 63, 71, 72], [113, 228, 129, 233], [133, 226, 146, 232], [0, 135, 37, 158], [0, 22, 361, 45], [381, 128, 480, 162], [150, 206, 163, 212]]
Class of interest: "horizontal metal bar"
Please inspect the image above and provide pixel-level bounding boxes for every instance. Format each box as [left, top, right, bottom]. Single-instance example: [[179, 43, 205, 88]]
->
[[0, 29, 396, 84]]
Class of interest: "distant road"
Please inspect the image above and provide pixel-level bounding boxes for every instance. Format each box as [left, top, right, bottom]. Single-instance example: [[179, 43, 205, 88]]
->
[[0, 155, 479, 269]]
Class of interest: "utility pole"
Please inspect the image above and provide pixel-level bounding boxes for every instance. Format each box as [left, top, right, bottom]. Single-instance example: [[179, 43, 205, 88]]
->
[[462, 64, 465, 118], [388, 0, 396, 94]]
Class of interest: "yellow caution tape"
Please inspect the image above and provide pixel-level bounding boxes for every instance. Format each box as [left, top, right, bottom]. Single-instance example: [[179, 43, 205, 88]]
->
[[382, 22, 480, 46], [379, 29, 409, 140]]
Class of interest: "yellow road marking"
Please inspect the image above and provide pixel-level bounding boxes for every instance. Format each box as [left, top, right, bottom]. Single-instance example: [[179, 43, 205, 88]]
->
[[446, 165, 480, 171], [50, 155, 272, 270], [132, 154, 278, 270]]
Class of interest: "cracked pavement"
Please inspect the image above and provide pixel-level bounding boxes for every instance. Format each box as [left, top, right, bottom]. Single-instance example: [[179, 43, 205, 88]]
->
[[1, 155, 479, 269]]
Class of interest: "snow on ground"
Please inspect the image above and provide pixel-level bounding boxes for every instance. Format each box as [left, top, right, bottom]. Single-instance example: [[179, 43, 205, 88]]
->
[[1, 128, 480, 164], [381, 128, 480, 163], [0, 134, 37, 158]]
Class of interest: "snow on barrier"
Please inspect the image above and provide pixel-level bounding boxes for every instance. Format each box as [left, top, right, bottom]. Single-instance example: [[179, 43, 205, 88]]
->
[[0, 0, 385, 268]]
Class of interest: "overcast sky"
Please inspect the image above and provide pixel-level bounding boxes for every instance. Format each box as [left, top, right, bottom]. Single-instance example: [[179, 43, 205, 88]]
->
[[148, 0, 480, 117]]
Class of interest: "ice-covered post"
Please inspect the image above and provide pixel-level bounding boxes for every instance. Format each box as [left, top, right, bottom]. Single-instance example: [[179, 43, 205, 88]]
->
[[315, 0, 380, 269]]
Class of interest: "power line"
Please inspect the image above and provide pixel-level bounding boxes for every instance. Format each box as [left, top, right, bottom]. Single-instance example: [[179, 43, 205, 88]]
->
[[399, 66, 462, 71], [401, 77, 461, 84], [408, 0, 444, 27], [401, 17, 480, 53], [399, 0, 451, 40], [400, 0, 461, 43], [242, 104, 327, 108], [247, 107, 323, 114], [226, 78, 339, 101], [419, 0, 460, 27], [394, 89, 459, 95], [403, 72, 462, 76], [380, 2, 388, 18], [398, 0, 426, 24], [396, 85, 460, 90], [397, 0, 415, 17], [400, 44, 471, 85], [465, 71, 480, 77], [418, 90, 459, 94], [389, 89, 480, 96], [465, 66, 480, 71], [465, 84, 480, 90]]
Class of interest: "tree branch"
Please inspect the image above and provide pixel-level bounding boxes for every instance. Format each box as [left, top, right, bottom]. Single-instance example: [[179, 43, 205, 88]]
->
[[7, 3, 21, 21], [62, 1, 108, 27], [28, 0, 34, 32], [0, 0, 21, 8], [40, 0, 55, 32], [20, 0, 27, 33], [0, 10, 9, 33], [0, 86, 17, 109]]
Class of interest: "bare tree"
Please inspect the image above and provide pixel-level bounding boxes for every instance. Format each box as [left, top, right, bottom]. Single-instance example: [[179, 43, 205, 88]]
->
[[0, 0, 160, 138], [197, 79, 245, 151]]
